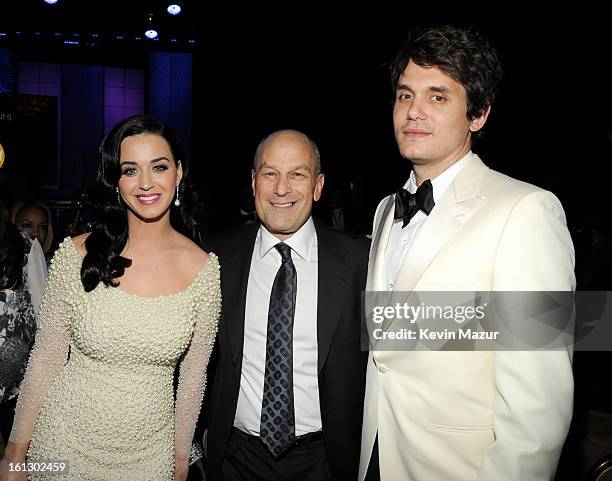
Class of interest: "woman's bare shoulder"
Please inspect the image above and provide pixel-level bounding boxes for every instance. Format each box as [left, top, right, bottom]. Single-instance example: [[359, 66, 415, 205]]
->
[[175, 234, 209, 267]]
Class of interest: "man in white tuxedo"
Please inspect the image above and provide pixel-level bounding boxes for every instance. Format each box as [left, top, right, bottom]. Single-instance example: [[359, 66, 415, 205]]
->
[[359, 26, 575, 481]]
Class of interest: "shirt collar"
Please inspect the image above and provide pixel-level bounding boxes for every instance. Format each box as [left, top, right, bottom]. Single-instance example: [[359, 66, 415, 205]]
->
[[258, 217, 316, 262], [405, 151, 472, 203]]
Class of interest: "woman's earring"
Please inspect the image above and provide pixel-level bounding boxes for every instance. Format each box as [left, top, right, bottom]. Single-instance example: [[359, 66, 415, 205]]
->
[[116, 186, 121, 203], [174, 184, 180, 207]]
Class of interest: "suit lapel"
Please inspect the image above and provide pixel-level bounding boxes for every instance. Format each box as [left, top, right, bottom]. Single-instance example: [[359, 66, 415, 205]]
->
[[225, 221, 351, 376], [315, 220, 350, 373], [223, 225, 258, 372]]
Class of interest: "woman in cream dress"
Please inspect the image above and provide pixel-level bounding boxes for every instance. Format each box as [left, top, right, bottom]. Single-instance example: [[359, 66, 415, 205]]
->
[[1, 115, 220, 481]]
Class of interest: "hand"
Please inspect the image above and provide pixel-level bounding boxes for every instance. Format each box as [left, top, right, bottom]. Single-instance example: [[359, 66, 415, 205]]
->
[[0, 441, 29, 481], [175, 457, 189, 481], [0, 460, 28, 481]]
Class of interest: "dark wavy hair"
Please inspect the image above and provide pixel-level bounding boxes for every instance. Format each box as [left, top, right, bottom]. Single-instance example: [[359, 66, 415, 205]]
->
[[0, 198, 27, 290], [81, 115, 196, 292], [390, 25, 503, 137]]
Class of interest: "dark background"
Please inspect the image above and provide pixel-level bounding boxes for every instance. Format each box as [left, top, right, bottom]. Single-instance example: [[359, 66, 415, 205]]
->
[[1, 1, 609, 232]]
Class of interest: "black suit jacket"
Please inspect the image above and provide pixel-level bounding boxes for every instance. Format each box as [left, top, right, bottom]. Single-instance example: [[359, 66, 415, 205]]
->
[[203, 218, 369, 480]]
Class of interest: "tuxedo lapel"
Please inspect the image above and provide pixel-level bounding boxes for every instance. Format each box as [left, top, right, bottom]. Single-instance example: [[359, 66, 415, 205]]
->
[[377, 156, 489, 333], [315, 221, 351, 373], [368, 196, 395, 292], [394, 154, 490, 294]]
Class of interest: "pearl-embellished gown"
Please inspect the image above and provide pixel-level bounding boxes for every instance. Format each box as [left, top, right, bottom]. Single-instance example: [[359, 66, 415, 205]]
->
[[9, 237, 221, 481]]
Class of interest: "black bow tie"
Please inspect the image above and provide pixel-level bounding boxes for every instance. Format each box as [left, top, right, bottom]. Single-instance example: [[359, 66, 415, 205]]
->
[[394, 179, 435, 228]]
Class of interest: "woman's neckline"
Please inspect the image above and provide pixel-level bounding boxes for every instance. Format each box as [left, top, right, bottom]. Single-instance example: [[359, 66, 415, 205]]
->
[[65, 236, 214, 299]]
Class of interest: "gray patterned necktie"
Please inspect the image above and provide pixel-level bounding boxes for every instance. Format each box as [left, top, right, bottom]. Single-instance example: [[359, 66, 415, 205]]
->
[[260, 242, 297, 457]]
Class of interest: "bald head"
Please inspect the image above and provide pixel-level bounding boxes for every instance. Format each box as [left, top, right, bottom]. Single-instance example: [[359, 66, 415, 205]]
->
[[253, 130, 321, 175], [251, 129, 325, 240]]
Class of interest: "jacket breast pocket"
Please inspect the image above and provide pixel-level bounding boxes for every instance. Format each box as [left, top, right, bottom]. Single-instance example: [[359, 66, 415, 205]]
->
[[421, 269, 481, 286], [430, 423, 493, 434]]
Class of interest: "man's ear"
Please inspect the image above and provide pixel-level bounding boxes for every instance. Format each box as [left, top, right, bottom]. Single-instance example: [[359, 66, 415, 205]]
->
[[251, 169, 256, 197], [313, 173, 325, 202], [469, 106, 491, 133]]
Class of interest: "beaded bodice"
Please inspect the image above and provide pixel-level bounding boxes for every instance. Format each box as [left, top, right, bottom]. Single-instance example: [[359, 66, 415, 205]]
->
[[10, 237, 221, 467]]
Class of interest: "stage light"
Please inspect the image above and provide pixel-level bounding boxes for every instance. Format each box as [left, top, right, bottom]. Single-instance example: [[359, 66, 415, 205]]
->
[[144, 13, 158, 40], [167, 3, 182, 15], [44, 0, 59, 4]]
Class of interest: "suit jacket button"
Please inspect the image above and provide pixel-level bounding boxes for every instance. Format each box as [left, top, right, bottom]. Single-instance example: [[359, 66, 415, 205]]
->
[[378, 363, 389, 374]]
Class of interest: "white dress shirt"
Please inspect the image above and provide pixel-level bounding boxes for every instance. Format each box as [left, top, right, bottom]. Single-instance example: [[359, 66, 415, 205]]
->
[[384, 152, 472, 288], [234, 218, 322, 436]]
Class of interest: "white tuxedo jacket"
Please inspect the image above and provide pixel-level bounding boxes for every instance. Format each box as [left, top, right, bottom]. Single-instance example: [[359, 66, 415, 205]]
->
[[359, 153, 575, 481]]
